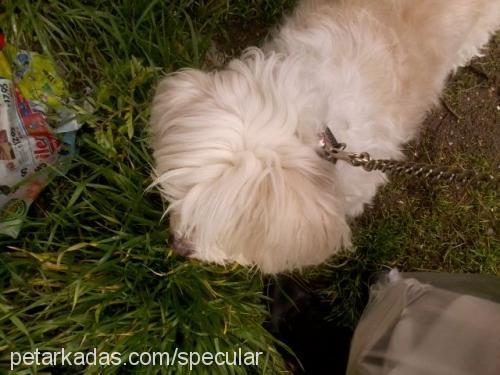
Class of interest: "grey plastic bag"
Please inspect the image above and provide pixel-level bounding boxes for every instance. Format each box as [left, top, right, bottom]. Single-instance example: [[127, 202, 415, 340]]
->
[[347, 270, 500, 375]]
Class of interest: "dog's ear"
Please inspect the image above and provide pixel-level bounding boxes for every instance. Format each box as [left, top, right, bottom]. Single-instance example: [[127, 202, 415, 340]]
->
[[154, 69, 210, 101], [150, 69, 210, 135]]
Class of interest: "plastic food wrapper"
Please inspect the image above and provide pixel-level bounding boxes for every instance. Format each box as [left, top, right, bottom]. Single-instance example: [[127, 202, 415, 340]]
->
[[347, 270, 500, 375], [0, 33, 80, 237]]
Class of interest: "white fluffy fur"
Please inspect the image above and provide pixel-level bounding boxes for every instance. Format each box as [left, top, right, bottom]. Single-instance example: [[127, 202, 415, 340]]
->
[[150, 0, 500, 273]]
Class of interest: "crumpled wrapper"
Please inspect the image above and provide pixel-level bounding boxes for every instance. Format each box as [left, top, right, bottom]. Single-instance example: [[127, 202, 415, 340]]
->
[[0, 34, 80, 237]]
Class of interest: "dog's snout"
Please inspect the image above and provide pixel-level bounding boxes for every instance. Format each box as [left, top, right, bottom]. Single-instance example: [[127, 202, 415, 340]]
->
[[171, 236, 195, 257]]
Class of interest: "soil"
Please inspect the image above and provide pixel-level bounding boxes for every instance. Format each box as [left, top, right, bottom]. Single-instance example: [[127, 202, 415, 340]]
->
[[411, 33, 499, 173]]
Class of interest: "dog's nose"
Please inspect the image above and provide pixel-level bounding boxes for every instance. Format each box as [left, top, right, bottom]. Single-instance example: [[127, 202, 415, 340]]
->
[[171, 236, 194, 257]]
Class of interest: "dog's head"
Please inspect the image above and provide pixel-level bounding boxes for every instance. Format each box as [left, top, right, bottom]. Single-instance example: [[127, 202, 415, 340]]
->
[[150, 50, 350, 273]]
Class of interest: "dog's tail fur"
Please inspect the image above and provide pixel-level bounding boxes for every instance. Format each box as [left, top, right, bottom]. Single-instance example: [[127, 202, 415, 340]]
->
[[365, 0, 500, 135], [375, 0, 500, 114], [395, 0, 500, 68], [293, 0, 500, 131]]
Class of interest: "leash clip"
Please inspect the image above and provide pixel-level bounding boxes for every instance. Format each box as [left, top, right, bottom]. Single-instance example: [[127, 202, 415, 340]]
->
[[320, 127, 372, 167], [319, 127, 347, 163]]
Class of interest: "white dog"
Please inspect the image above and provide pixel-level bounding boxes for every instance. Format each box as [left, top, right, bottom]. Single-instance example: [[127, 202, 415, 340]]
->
[[150, 0, 500, 273]]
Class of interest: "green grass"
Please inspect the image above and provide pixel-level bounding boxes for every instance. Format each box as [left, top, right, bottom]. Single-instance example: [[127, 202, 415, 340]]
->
[[310, 179, 498, 327], [0, 0, 498, 373], [0, 1, 294, 374]]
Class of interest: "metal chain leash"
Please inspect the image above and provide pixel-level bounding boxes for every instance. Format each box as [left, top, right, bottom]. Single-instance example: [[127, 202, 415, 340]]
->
[[320, 127, 498, 188]]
